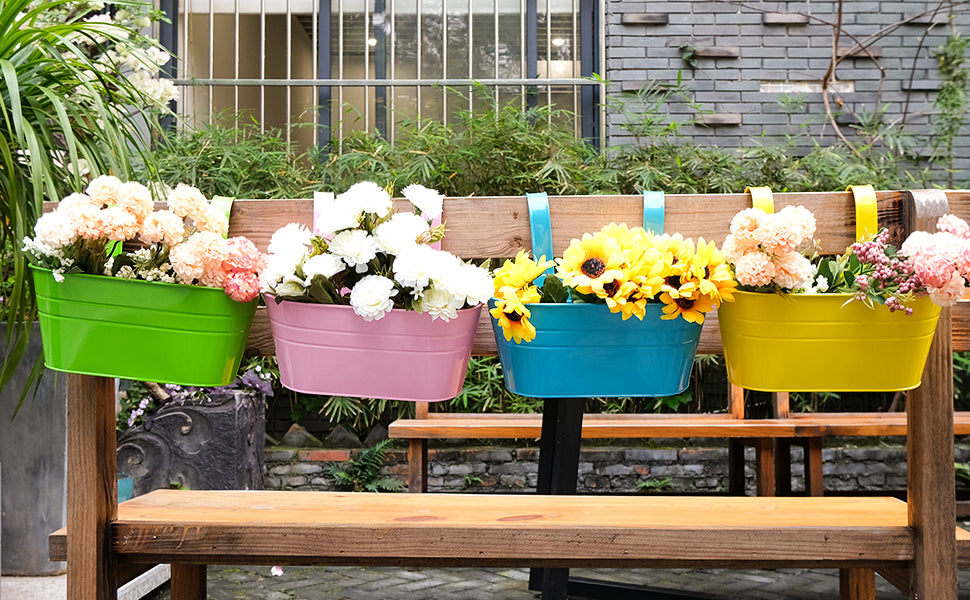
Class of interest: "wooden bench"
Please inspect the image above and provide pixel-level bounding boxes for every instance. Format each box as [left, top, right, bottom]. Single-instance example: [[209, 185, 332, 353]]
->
[[390, 409, 970, 498], [52, 190, 964, 600]]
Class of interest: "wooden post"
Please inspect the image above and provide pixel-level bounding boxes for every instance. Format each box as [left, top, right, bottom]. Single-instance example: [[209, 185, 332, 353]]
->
[[170, 564, 207, 600], [67, 374, 118, 600], [728, 383, 745, 418], [407, 439, 428, 493], [905, 189, 957, 599], [753, 437, 776, 496], [804, 439, 824, 496], [838, 568, 876, 600]]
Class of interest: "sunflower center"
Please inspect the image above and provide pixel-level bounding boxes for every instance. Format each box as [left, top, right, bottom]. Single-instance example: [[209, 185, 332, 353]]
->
[[505, 311, 523, 322], [675, 297, 695, 309], [665, 275, 681, 288], [581, 257, 606, 278], [603, 280, 620, 296]]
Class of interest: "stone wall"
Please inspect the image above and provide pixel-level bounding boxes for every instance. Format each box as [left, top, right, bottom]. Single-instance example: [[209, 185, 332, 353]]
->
[[604, 1, 970, 176], [264, 440, 970, 495]]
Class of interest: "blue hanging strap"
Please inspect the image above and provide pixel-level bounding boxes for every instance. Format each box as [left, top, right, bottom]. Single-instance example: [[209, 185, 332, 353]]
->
[[642, 191, 665, 234], [526, 193, 555, 282]]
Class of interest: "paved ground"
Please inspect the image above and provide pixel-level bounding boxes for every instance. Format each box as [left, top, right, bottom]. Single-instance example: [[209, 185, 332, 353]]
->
[[142, 564, 970, 600], [6, 564, 970, 599]]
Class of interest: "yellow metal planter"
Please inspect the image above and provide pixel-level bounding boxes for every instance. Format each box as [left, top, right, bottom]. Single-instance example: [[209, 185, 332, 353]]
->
[[717, 291, 941, 392]]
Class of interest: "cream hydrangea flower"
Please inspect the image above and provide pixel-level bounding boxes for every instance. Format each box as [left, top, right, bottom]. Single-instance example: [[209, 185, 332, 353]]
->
[[374, 212, 430, 254]]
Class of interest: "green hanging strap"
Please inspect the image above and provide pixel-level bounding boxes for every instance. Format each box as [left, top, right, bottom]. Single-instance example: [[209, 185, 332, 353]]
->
[[210, 196, 235, 238]]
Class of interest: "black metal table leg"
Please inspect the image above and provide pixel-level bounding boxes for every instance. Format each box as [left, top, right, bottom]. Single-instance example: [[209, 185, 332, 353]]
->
[[529, 397, 585, 598]]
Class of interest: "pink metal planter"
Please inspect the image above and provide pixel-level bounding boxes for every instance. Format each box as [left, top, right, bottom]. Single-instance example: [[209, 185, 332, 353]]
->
[[264, 295, 482, 401]]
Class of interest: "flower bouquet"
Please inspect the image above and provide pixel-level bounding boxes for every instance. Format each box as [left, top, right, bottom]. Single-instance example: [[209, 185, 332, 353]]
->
[[260, 182, 493, 401], [489, 223, 737, 398], [23, 176, 264, 386], [717, 204, 963, 391]]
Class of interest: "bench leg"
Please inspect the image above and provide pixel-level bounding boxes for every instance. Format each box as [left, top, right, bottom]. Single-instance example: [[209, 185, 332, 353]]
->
[[804, 438, 824, 496], [170, 564, 206, 600], [839, 568, 875, 600], [753, 438, 776, 496], [407, 439, 428, 492], [727, 440, 746, 495], [775, 439, 793, 496]]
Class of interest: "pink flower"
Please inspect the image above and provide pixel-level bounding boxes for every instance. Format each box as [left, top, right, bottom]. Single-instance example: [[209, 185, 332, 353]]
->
[[928, 270, 967, 307], [721, 233, 756, 263], [115, 181, 155, 224], [171, 231, 228, 285], [224, 271, 261, 302], [65, 203, 103, 240], [193, 205, 230, 237], [756, 208, 814, 255], [86, 175, 124, 207], [95, 207, 139, 241], [139, 210, 186, 246], [937, 214, 970, 239], [912, 251, 955, 289], [222, 237, 264, 274], [166, 184, 208, 219], [729, 208, 766, 248], [733, 251, 775, 287], [772, 251, 814, 290], [33, 211, 78, 248]]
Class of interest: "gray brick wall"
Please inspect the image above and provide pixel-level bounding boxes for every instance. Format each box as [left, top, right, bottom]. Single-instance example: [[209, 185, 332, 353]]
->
[[605, 1, 970, 180]]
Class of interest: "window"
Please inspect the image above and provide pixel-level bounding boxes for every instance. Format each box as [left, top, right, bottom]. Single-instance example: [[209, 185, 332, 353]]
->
[[165, 0, 601, 148]]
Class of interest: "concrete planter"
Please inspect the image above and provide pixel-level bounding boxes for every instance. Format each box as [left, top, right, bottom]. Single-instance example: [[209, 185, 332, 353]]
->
[[0, 322, 67, 576]]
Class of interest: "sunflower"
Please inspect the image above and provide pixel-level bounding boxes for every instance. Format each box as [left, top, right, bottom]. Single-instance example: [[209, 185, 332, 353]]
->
[[557, 231, 625, 295], [490, 290, 538, 343], [659, 290, 715, 324], [493, 250, 554, 292], [604, 279, 648, 320]]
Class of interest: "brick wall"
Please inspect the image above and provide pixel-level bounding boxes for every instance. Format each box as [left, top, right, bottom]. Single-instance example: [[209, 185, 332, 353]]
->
[[264, 441, 970, 495], [605, 1, 970, 177]]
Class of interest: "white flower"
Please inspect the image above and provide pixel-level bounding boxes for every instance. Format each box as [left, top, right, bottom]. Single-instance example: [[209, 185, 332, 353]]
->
[[313, 191, 361, 236], [374, 212, 430, 255], [416, 284, 462, 322], [330, 229, 379, 273], [392, 244, 441, 296], [339, 181, 393, 218], [303, 253, 345, 280], [350, 275, 397, 321], [268, 223, 313, 255], [275, 273, 307, 297], [402, 183, 444, 221], [447, 261, 495, 307]]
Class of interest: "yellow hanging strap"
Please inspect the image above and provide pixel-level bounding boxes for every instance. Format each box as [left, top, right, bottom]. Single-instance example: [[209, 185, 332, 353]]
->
[[745, 186, 774, 213], [846, 185, 878, 241]]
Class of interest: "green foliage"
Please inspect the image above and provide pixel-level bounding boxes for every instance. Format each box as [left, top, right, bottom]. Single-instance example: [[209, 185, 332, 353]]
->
[[956, 462, 970, 484], [146, 114, 316, 199], [930, 30, 969, 187], [0, 0, 167, 403], [636, 476, 672, 492], [327, 439, 405, 492]]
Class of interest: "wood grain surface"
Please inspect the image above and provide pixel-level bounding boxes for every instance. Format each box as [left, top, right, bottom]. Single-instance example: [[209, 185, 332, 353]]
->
[[97, 490, 915, 567]]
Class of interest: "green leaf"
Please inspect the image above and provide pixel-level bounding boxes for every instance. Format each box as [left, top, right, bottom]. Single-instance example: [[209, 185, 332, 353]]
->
[[540, 276, 569, 303], [306, 274, 339, 304]]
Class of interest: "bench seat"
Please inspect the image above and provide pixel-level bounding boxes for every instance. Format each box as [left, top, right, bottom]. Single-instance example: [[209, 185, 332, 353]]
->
[[50, 490, 914, 569], [388, 412, 970, 441]]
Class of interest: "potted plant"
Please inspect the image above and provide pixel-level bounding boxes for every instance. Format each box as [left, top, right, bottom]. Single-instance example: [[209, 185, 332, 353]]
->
[[22, 176, 264, 386], [1, 0, 176, 397], [717, 203, 964, 392], [261, 182, 494, 401], [0, 0, 176, 577], [488, 223, 737, 398]]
